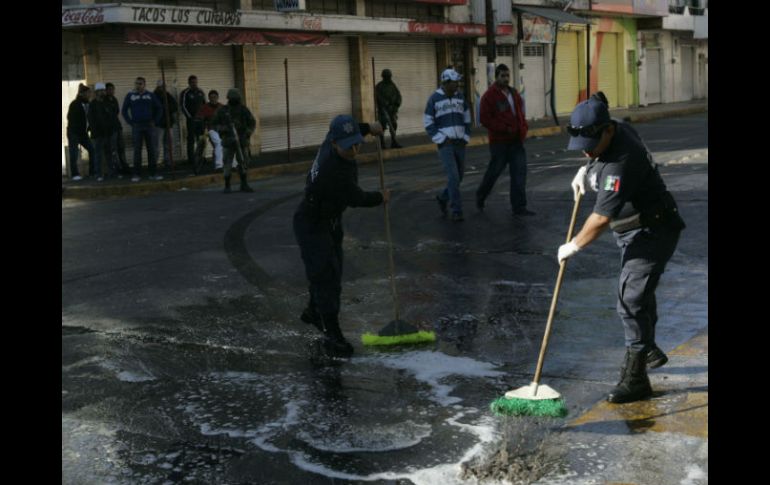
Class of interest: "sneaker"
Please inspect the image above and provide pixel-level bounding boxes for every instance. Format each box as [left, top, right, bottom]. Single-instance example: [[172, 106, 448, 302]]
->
[[96, 177, 103, 182], [646, 345, 669, 369], [131, 176, 140, 182], [151, 175, 164, 181], [71, 175, 83, 181], [435, 195, 448, 217], [513, 208, 536, 217], [117, 174, 124, 180], [451, 212, 464, 222]]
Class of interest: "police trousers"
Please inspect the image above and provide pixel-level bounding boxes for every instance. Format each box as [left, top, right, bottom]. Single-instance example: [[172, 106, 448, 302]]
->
[[293, 207, 344, 318], [615, 225, 681, 352]]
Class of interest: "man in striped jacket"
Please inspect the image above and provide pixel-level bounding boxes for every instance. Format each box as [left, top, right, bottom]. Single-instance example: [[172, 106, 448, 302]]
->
[[424, 68, 472, 222]]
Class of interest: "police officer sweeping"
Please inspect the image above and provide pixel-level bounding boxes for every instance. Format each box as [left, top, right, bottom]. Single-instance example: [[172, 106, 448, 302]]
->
[[293, 115, 388, 359], [559, 93, 686, 404]]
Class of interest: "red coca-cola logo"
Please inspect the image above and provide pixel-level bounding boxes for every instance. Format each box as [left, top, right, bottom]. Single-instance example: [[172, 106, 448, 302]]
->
[[62, 8, 104, 26]]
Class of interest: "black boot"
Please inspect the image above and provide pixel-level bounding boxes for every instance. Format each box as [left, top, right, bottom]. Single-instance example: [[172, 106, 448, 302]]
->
[[320, 313, 353, 358], [239, 170, 254, 192], [607, 348, 653, 403], [223, 175, 232, 194], [301, 305, 323, 333], [646, 344, 669, 369], [390, 138, 403, 149]]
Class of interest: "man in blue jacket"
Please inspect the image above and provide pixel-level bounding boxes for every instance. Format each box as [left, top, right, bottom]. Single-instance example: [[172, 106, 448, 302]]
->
[[424, 68, 471, 221], [122, 77, 163, 182]]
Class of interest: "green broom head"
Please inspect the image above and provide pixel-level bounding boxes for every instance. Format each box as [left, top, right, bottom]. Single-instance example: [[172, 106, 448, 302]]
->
[[361, 319, 436, 346], [490, 383, 568, 418]]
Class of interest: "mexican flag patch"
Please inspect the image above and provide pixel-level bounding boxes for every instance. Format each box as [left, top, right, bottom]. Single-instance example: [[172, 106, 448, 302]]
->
[[604, 175, 621, 192]]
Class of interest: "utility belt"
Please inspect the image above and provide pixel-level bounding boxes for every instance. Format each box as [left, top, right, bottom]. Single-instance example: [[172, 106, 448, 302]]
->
[[300, 195, 341, 230], [609, 191, 686, 234]]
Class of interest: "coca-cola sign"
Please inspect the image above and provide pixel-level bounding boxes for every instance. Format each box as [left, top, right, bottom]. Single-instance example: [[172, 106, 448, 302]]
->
[[62, 8, 105, 26]]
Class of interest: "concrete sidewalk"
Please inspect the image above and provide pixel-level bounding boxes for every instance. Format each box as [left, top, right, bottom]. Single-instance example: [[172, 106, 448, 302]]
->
[[62, 100, 707, 200]]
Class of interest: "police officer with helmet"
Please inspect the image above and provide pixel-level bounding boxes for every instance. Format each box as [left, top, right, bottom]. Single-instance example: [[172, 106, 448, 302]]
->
[[558, 92, 686, 404]]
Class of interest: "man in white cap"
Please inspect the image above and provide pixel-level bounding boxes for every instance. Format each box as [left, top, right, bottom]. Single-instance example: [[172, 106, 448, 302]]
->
[[424, 68, 472, 221]]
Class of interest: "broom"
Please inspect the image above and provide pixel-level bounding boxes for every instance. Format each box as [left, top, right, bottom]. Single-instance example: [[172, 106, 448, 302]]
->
[[361, 137, 436, 346], [490, 192, 584, 417]]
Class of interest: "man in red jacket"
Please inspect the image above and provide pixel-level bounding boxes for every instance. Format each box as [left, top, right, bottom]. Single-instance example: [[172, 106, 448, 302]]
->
[[476, 64, 535, 216]]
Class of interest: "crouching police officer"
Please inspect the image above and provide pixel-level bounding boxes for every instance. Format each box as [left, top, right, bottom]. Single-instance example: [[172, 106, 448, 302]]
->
[[294, 115, 389, 358], [558, 93, 686, 404]]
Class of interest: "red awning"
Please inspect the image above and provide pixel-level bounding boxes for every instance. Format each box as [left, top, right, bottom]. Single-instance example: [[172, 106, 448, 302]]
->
[[125, 27, 329, 46], [414, 0, 467, 4]]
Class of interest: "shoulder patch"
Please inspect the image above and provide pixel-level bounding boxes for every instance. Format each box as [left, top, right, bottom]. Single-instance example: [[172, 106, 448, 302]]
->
[[603, 175, 621, 192]]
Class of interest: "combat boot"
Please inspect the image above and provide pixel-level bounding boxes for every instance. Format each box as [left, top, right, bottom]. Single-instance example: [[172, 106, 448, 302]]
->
[[607, 348, 653, 403], [239, 173, 254, 193], [646, 344, 669, 369], [320, 313, 354, 358]]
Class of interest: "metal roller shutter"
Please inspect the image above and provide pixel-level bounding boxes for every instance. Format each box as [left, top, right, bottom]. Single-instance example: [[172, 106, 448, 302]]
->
[[680, 46, 694, 101], [522, 43, 547, 120], [97, 31, 235, 164], [646, 48, 662, 104], [598, 33, 619, 108], [368, 38, 438, 136], [555, 31, 580, 114], [256, 37, 351, 152]]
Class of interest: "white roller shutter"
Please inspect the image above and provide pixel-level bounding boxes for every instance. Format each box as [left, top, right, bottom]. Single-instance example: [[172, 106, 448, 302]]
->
[[646, 48, 662, 104], [98, 32, 235, 164], [522, 43, 547, 120], [368, 38, 438, 136], [256, 37, 351, 152], [680, 46, 694, 101]]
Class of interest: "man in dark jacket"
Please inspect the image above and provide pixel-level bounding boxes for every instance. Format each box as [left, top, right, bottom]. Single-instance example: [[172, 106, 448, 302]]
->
[[476, 64, 534, 216], [180, 75, 206, 165], [105, 82, 129, 175], [122, 76, 163, 181], [87, 83, 118, 181], [293, 115, 387, 358], [66, 83, 94, 181], [211, 88, 256, 193], [154, 80, 179, 169], [375, 69, 403, 149]]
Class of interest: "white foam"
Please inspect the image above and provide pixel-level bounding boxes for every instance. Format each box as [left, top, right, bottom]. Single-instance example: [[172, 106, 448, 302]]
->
[[298, 421, 432, 453], [357, 350, 505, 405], [680, 464, 707, 485]]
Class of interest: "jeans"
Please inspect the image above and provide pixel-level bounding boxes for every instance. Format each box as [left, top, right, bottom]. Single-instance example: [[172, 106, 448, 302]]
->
[[131, 122, 158, 177], [208, 130, 223, 166], [476, 142, 528, 211], [186, 118, 203, 163], [156, 126, 176, 165], [437, 142, 466, 214], [67, 130, 94, 178]]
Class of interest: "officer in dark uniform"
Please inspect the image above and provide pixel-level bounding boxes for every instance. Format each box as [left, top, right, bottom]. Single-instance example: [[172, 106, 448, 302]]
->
[[558, 93, 686, 404], [294, 115, 388, 358]]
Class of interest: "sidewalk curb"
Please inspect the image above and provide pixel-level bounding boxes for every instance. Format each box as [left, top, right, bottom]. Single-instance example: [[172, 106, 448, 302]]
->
[[62, 108, 704, 201]]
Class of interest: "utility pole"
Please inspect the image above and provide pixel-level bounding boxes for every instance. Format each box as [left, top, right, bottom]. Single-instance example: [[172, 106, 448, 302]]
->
[[485, 0, 496, 87]]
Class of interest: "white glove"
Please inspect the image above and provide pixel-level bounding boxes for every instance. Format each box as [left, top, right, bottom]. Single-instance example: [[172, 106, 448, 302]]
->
[[558, 240, 581, 264], [571, 166, 587, 202]]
